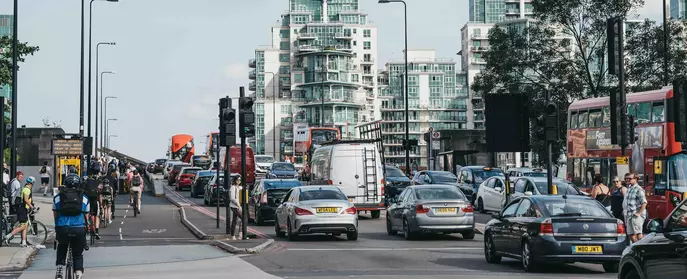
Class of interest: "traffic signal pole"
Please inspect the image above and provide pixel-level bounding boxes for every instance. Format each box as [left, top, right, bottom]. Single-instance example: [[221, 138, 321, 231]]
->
[[218, 96, 236, 231], [238, 87, 254, 240]]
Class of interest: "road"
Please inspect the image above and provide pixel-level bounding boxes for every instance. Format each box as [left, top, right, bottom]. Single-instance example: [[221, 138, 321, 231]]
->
[[165, 179, 617, 279]]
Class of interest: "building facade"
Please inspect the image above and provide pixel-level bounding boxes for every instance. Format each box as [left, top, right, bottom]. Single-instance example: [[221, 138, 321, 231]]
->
[[376, 50, 468, 168], [0, 15, 13, 100], [672, 0, 686, 20], [249, 0, 379, 161]]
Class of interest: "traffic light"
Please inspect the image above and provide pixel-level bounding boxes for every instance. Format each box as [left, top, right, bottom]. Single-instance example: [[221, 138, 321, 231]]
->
[[626, 115, 636, 144], [238, 96, 255, 138], [543, 102, 559, 141], [218, 97, 236, 146], [4, 124, 11, 148], [535, 115, 546, 141]]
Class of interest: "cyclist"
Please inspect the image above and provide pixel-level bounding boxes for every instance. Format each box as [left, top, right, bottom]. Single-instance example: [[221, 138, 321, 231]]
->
[[100, 177, 114, 224], [128, 169, 143, 214], [83, 175, 101, 240], [53, 174, 89, 279], [106, 169, 118, 219], [4, 176, 35, 246]]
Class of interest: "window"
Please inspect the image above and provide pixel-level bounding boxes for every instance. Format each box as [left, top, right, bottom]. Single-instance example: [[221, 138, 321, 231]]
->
[[515, 199, 533, 217], [279, 42, 290, 50], [502, 201, 520, 217], [636, 102, 651, 124], [363, 42, 371, 50], [626, 103, 637, 118], [279, 54, 290, 62], [363, 29, 371, 38], [570, 111, 578, 129], [279, 29, 290, 38], [485, 178, 496, 189], [472, 40, 481, 47], [514, 179, 526, 193], [652, 102, 665, 122], [602, 106, 611, 127], [588, 109, 602, 127], [577, 111, 588, 128]]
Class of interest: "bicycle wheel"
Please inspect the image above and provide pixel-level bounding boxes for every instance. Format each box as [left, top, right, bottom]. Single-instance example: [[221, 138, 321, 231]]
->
[[66, 248, 74, 279], [26, 220, 48, 246]]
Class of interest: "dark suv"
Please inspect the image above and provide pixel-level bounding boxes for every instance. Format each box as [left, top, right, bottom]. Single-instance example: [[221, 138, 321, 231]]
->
[[456, 166, 504, 204]]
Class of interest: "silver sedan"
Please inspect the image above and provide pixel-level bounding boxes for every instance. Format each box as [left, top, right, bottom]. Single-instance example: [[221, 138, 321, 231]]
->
[[386, 185, 475, 240], [274, 185, 359, 241]]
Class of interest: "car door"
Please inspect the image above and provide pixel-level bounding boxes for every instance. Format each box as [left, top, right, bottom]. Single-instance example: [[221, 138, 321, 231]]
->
[[493, 200, 521, 254], [275, 189, 293, 230], [523, 180, 537, 196], [480, 178, 496, 210], [510, 198, 535, 254], [644, 206, 687, 279], [401, 188, 417, 220], [389, 189, 409, 229], [511, 179, 527, 199], [491, 178, 506, 211]]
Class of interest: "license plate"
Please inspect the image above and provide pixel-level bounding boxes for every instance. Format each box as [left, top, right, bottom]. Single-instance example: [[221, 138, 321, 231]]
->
[[435, 207, 457, 213], [316, 207, 339, 213], [572, 246, 603, 254]]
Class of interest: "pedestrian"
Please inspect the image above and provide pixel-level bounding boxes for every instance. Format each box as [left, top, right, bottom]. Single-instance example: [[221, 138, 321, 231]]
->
[[590, 174, 611, 208], [39, 161, 52, 196], [609, 176, 627, 220], [4, 176, 35, 246], [8, 171, 24, 215], [622, 173, 647, 243], [2, 163, 9, 186], [229, 175, 243, 240]]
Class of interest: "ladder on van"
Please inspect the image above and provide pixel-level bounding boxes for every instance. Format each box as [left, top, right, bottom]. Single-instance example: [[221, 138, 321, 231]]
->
[[362, 147, 379, 202]]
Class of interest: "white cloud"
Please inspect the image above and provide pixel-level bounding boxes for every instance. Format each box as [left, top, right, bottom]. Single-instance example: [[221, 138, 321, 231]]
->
[[224, 63, 248, 79], [185, 94, 221, 120]]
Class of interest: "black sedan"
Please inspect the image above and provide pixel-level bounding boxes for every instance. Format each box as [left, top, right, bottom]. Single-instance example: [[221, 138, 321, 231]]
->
[[484, 195, 626, 273], [248, 179, 302, 225], [617, 200, 687, 279], [384, 165, 410, 204]]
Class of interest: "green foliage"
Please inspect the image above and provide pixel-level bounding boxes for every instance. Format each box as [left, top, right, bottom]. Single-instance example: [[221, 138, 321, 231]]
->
[[0, 36, 39, 86]]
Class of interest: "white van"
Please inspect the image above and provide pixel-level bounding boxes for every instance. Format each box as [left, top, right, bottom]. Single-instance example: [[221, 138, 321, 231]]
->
[[309, 140, 385, 218]]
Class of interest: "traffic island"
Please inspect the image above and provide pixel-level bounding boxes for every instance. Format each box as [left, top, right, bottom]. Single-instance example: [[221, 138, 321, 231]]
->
[[213, 238, 274, 254]]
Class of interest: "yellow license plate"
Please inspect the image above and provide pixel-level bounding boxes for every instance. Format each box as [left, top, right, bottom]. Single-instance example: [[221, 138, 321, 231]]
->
[[436, 207, 457, 213], [573, 246, 603, 254], [316, 207, 339, 213]]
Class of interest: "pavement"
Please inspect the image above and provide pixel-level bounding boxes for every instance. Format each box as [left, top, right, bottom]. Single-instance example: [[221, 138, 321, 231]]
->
[[0, 195, 55, 273]]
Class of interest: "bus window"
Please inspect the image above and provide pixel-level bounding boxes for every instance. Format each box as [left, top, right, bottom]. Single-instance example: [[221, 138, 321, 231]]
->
[[602, 106, 611, 127], [573, 158, 583, 187], [627, 103, 637, 118], [570, 111, 578, 129], [652, 102, 665, 122], [588, 109, 602, 128], [587, 158, 601, 187], [636, 102, 651, 124], [578, 111, 588, 129]]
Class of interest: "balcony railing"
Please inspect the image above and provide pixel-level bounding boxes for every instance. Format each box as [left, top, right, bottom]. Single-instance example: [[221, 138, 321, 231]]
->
[[249, 59, 256, 68], [361, 58, 374, 64], [471, 33, 488, 39], [281, 80, 291, 87], [334, 32, 353, 39], [249, 81, 256, 91], [298, 33, 317, 40], [249, 70, 256, 79]]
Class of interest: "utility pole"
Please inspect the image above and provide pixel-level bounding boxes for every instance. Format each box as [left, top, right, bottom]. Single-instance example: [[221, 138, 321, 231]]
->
[[218, 96, 235, 230], [608, 17, 629, 156], [535, 91, 559, 194], [238, 87, 255, 240]]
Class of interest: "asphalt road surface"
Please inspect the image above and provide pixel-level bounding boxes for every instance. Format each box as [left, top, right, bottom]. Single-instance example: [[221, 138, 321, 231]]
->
[[166, 180, 617, 279]]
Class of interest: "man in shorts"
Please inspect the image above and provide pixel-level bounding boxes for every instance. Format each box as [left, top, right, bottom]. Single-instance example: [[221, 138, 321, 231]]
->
[[622, 173, 647, 243], [4, 177, 35, 246]]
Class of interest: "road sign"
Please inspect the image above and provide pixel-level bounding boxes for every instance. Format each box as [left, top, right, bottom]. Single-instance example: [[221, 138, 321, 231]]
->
[[432, 131, 441, 139], [52, 139, 84, 155], [654, 160, 663, 174], [616, 156, 629, 165], [432, 141, 440, 150]]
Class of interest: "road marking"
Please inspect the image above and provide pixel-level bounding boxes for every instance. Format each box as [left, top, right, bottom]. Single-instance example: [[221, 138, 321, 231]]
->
[[118, 228, 123, 240], [121, 221, 124, 225], [117, 237, 199, 241], [142, 229, 167, 233], [287, 247, 483, 252]]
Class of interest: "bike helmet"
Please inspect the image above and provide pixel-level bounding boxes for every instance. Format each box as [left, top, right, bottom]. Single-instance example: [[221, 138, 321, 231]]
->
[[68, 166, 77, 174], [133, 169, 139, 175], [64, 174, 81, 188], [25, 176, 36, 185]]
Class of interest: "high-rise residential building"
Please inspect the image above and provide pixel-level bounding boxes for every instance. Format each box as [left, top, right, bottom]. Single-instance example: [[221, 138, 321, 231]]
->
[[0, 15, 13, 100], [249, 0, 378, 162], [376, 50, 467, 167], [671, 0, 686, 19]]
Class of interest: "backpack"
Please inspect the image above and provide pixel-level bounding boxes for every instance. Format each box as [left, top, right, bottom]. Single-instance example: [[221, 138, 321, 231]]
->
[[84, 178, 99, 199], [59, 188, 84, 216], [101, 184, 113, 196], [40, 166, 47, 174], [109, 163, 117, 172], [132, 176, 142, 186], [90, 161, 101, 173]]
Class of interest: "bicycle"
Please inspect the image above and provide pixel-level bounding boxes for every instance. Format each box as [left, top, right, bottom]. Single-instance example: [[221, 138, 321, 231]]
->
[[132, 190, 139, 218], [1, 207, 48, 246], [54, 234, 78, 279], [85, 213, 98, 246]]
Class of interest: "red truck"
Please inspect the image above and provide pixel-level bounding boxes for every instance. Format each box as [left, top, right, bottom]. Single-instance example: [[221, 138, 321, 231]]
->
[[219, 145, 256, 187]]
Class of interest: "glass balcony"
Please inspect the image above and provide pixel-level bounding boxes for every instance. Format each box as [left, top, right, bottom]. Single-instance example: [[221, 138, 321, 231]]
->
[[334, 32, 353, 40], [281, 80, 291, 87], [249, 81, 256, 91], [249, 59, 256, 68], [249, 70, 256, 80], [361, 58, 374, 64], [298, 33, 317, 40]]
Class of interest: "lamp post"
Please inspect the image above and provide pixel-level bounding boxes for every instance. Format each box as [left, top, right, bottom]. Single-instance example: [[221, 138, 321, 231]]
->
[[379, 0, 410, 175], [106, 118, 117, 148], [663, 0, 668, 86], [107, 134, 117, 149], [94, 42, 115, 154], [97, 71, 115, 154], [263, 71, 278, 160], [103, 96, 117, 150], [9, 0, 18, 177]]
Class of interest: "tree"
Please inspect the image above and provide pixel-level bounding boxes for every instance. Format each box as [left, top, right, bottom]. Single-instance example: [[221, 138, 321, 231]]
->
[[0, 36, 39, 86], [625, 19, 687, 91]]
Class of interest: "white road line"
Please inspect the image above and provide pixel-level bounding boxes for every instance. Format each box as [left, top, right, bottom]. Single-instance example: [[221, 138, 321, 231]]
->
[[120, 221, 124, 225], [118, 228, 123, 240], [286, 247, 482, 251]]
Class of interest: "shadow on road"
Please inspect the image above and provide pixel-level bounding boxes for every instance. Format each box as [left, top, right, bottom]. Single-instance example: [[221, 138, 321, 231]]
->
[[432, 257, 608, 274]]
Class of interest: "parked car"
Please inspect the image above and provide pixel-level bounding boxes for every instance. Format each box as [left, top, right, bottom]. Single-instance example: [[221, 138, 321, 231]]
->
[[617, 197, 687, 279], [267, 162, 299, 179], [167, 163, 191, 186], [384, 165, 411, 205], [411, 171, 457, 185], [386, 185, 475, 240], [176, 167, 202, 191], [248, 179, 303, 225], [475, 176, 509, 213], [190, 170, 216, 198], [484, 195, 626, 273], [154, 158, 167, 173], [274, 185, 358, 241]]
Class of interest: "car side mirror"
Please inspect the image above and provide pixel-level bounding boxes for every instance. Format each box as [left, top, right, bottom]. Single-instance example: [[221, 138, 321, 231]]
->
[[491, 212, 500, 219], [647, 218, 664, 233], [524, 191, 533, 196], [494, 187, 503, 192]]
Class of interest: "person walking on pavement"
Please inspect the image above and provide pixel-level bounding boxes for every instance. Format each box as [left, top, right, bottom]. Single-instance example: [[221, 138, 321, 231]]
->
[[609, 176, 627, 220], [40, 161, 53, 196], [9, 171, 25, 215], [622, 173, 648, 243], [4, 177, 35, 246], [128, 169, 144, 214], [53, 174, 89, 279], [229, 176, 243, 240]]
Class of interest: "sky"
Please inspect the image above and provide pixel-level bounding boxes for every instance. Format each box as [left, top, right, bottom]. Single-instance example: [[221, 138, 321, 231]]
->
[[0, 0, 662, 162]]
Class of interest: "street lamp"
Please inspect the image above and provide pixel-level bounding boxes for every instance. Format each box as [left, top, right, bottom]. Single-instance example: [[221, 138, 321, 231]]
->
[[107, 134, 118, 149], [103, 96, 117, 150], [9, 0, 18, 178], [93, 41, 115, 155], [106, 118, 117, 148], [97, 71, 115, 155], [263, 71, 279, 160], [379, 0, 410, 175]]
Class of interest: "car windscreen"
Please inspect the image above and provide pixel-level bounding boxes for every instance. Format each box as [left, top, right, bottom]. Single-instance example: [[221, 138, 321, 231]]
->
[[415, 187, 465, 200], [385, 167, 405, 178], [255, 156, 274, 163], [182, 169, 200, 174], [473, 170, 504, 184], [299, 189, 347, 201], [264, 181, 302, 190], [272, 164, 295, 171], [197, 176, 213, 186], [534, 182, 580, 195], [539, 199, 612, 218], [523, 172, 546, 178], [156, 159, 166, 164], [429, 172, 457, 184]]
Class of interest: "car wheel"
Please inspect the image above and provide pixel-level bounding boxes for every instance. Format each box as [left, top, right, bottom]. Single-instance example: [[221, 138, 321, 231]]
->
[[190, 188, 195, 198], [203, 193, 209, 205], [287, 218, 297, 241], [274, 217, 285, 237], [478, 198, 486, 213], [386, 217, 397, 235], [168, 180, 172, 186], [623, 268, 640, 279], [346, 230, 358, 241], [370, 210, 381, 219], [256, 209, 264, 226], [403, 219, 415, 240], [602, 262, 619, 273], [462, 231, 475, 240], [521, 241, 538, 272], [484, 233, 501, 264]]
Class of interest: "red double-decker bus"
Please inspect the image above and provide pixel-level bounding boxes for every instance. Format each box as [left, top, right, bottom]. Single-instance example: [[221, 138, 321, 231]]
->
[[567, 87, 687, 219]]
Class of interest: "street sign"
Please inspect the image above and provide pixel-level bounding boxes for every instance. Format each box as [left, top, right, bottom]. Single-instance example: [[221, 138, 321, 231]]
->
[[654, 160, 663, 175], [432, 141, 440, 150], [616, 156, 629, 165], [52, 139, 84, 155], [432, 131, 440, 139]]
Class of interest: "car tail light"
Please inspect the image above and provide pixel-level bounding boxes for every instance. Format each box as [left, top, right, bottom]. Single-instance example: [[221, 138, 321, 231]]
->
[[616, 219, 626, 235], [211, 184, 217, 189], [416, 204, 430, 214], [327, 179, 333, 185], [540, 218, 554, 236], [381, 185, 384, 196], [295, 207, 313, 215], [461, 204, 474, 213], [342, 207, 356, 215], [261, 192, 268, 204]]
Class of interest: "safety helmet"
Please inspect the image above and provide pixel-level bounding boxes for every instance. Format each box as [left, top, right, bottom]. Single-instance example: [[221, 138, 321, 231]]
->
[[64, 174, 81, 188], [25, 176, 36, 185], [68, 166, 77, 174]]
